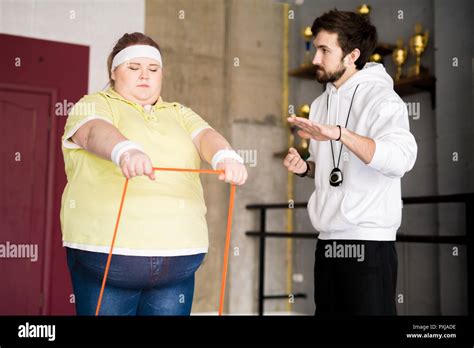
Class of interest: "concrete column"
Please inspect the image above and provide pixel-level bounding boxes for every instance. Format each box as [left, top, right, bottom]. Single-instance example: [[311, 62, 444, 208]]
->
[[145, 0, 287, 314]]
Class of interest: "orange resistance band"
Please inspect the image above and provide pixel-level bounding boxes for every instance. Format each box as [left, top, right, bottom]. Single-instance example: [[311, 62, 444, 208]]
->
[[94, 167, 236, 316]]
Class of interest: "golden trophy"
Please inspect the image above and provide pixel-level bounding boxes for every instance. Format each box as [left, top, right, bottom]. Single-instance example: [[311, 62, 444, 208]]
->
[[356, 4, 371, 16], [302, 26, 313, 66], [299, 104, 310, 119], [369, 53, 382, 63], [392, 38, 408, 81], [408, 23, 429, 77]]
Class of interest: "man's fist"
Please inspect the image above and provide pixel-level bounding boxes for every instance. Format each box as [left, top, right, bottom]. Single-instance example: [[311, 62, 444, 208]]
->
[[283, 147, 307, 175]]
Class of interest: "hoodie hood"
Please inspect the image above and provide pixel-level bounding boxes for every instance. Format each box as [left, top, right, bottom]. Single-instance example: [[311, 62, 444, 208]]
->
[[326, 62, 394, 94], [322, 62, 394, 126]]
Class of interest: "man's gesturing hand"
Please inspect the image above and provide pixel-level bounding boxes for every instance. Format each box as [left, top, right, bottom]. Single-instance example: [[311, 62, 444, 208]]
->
[[288, 115, 340, 141]]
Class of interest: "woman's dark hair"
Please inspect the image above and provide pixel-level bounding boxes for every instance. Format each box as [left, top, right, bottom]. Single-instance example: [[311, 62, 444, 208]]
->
[[311, 9, 377, 70], [107, 32, 161, 87]]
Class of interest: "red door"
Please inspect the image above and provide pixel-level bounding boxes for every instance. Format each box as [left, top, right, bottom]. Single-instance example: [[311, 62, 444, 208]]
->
[[0, 86, 52, 314], [0, 34, 89, 315]]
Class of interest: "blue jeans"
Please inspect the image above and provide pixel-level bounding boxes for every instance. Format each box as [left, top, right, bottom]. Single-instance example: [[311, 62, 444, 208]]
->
[[66, 247, 205, 316]]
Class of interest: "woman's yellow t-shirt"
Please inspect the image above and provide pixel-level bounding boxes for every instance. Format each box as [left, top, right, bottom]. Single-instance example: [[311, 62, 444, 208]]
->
[[60, 88, 213, 256]]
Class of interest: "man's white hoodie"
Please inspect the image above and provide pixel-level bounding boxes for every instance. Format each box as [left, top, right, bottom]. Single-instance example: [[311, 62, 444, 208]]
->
[[307, 62, 417, 241]]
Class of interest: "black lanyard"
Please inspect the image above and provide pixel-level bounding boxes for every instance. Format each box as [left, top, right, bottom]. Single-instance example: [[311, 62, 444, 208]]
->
[[326, 84, 360, 170]]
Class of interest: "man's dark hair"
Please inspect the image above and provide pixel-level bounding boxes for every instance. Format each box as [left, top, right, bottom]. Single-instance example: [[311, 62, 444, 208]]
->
[[311, 9, 378, 70]]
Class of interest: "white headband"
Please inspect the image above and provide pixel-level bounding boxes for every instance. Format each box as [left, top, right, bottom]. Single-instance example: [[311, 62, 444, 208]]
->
[[111, 45, 163, 72]]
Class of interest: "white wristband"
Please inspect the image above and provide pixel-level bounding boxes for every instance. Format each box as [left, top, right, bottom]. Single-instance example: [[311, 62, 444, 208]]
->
[[111, 140, 144, 166], [211, 149, 244, 170]]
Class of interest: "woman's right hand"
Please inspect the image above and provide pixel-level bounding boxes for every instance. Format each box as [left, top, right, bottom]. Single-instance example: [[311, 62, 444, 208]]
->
[[283, 147, 307, 175], [119, 149, 156, 180]]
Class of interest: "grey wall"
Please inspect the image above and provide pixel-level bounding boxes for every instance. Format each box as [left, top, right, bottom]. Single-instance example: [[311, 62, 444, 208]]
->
[[146, 0, 232, 314], [434, 0, 472, 315]]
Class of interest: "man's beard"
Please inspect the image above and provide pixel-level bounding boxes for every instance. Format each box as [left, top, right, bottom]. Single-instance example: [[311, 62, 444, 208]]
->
[[315, 61, 346, 84]]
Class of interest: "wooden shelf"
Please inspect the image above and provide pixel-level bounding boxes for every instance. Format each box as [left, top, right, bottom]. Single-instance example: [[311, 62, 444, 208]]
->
[[394, 73, 436, 108], [374, 42, 396, 57], [289, 49, 437, 108]]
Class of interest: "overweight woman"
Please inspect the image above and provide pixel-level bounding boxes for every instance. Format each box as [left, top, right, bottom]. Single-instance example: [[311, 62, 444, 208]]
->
[[60, 32, 247, 315]]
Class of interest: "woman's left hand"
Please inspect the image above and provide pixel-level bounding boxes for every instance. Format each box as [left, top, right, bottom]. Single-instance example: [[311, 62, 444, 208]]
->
[[217, 160, 248, 185]]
